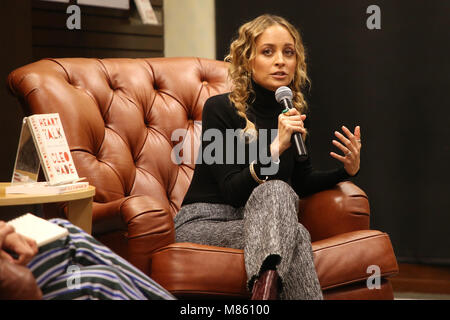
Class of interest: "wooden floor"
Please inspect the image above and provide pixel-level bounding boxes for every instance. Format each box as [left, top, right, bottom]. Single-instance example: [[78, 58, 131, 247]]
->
[[390, 263, 450, 294]]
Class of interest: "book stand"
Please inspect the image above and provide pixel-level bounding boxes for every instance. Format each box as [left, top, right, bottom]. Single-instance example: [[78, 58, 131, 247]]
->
[[11, 118, 41, 184]]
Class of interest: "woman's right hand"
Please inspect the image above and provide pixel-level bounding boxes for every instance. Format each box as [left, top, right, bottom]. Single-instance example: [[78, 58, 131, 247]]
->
[[270, 108, 307, 159]]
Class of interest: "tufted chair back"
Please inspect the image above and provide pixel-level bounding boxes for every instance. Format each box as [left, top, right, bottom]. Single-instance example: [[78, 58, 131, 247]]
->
[[8, 57, 231, 273]]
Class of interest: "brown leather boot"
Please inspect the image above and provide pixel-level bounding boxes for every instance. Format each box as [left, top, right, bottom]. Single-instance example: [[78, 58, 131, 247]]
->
[[251, 269, 279, 300]]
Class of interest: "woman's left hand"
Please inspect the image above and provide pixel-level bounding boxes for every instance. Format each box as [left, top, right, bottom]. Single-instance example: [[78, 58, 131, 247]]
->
[[330, 126, 361, 176]]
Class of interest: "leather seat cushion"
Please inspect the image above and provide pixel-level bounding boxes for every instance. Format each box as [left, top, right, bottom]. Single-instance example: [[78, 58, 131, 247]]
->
[[150, 229, 398, 298]]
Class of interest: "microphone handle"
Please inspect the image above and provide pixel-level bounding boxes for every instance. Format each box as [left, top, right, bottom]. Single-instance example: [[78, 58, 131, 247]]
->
[[292, 132, 308, 162], [281, 99, 308, 162]]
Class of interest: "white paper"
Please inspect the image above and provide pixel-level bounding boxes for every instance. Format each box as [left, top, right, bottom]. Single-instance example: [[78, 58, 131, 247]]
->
[[8, 214, 69, 247]]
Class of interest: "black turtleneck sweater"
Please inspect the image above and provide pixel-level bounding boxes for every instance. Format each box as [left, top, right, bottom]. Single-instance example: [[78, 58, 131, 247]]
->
[[182, 81, 351, 208]]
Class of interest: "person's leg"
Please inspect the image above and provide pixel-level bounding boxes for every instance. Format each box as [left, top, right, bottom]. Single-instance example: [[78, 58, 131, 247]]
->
[[278, 227, 323, 300], [175, 203, 244, 249], [243, 180, 323, 300], [27, 219, 175, 300], [39, 265, 155, 300]]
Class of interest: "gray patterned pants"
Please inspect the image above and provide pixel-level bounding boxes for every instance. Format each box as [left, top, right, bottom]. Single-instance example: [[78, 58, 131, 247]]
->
[[174, 180, 323, 300]]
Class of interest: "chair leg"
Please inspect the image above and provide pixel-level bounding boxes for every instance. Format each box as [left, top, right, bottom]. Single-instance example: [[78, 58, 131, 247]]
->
[[251, 269, 279, 300]]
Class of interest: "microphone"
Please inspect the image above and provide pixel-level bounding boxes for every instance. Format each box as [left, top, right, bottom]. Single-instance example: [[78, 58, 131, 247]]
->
[[275, 86, 308, 162]]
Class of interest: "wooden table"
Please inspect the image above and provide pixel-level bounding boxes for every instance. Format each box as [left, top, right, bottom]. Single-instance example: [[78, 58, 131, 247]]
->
[[0, 183, 95, 234]]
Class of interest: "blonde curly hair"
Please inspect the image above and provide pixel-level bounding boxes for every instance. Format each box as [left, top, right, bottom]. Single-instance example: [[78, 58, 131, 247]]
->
[[225, 14, 310, 139]]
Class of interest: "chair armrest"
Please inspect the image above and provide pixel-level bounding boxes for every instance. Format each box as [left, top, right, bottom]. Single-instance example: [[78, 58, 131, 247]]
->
[[44, 195, 175, 274], [92, 195, 175, 274], [0, 259, 42, 300], [298, 181, 370, 242]]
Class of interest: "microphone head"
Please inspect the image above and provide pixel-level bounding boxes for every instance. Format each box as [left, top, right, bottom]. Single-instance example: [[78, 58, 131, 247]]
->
[[275, 86, 293, 103]]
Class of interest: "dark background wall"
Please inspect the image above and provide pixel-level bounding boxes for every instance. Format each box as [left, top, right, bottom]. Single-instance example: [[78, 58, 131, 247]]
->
[[0, 1, 34, 221], [216, 0, 450, 265], [31, 0, 163, 59]]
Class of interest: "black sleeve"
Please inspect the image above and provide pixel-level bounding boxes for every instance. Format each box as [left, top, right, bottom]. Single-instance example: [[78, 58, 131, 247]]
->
[[201, 95, 260, 207], [291, 136, 356, 197]]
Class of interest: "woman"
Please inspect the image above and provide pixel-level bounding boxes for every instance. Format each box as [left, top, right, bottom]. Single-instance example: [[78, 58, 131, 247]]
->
[[0, 219, 175, 300], [174, 14, 361, 300]]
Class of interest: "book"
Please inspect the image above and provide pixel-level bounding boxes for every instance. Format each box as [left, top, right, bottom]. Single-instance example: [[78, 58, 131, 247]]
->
[[134, 0, 159, 24], [77, 0, 130, 10], [15, 113, 80, 186], [7, 213, 69, 247], [5, 181, 89, 195]]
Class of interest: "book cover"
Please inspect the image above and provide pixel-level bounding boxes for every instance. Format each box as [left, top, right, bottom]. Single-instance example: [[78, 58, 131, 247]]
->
[[25, 113, 79, 186], [134, 0, 159, 24], [7, 213, 69, 247]]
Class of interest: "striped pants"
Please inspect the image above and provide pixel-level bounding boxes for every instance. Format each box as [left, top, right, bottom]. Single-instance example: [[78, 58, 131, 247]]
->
[[27, 219, 175, 300]]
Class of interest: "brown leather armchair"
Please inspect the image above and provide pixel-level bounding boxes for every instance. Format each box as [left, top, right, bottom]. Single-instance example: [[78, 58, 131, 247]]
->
[[8, 57, 398, 299]]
